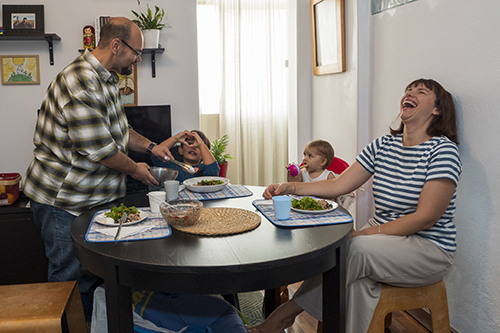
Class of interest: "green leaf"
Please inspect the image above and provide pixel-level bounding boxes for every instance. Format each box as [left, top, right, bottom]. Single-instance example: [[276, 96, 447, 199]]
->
[[210, 134, 233, 165], [131, 4, 169, 30]]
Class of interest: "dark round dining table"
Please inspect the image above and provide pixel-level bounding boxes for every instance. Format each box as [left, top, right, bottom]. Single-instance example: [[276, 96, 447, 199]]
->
[[71, 185, 352, 332]]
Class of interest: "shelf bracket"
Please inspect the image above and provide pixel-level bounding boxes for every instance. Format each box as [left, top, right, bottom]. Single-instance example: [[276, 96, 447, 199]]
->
[[45, 37, 55, 65], [151, 51, 157, 78]]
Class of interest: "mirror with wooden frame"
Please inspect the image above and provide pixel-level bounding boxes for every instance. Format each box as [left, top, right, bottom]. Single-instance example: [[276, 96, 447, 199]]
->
[[310, 0, 345, 75]]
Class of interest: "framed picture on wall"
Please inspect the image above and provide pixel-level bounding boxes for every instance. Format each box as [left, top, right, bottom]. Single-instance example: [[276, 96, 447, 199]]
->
[[118, 65, 138, 106], [2, 5, 45, 35], [1, 55, 40, 85], [310, 0, 345, 75]]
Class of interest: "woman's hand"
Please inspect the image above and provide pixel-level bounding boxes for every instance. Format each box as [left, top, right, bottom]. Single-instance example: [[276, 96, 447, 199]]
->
[[351, 225, 378, 238], [263, 183, 293, 199]]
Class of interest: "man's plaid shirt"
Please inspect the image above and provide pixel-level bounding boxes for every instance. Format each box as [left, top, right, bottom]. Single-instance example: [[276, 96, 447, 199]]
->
[[24, 50, 129, 215]]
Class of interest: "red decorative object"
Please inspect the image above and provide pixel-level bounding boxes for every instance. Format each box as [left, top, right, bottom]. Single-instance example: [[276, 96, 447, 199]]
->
[[83, 25, 95, 50], [218, 163, 228, 178]]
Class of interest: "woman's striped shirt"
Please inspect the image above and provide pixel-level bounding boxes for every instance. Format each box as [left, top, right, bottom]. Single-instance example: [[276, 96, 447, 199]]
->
[[356, 134, 462, 252]]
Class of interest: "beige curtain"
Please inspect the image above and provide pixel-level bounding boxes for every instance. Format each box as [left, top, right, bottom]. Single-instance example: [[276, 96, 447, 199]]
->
[[198, 0, 289, 186]]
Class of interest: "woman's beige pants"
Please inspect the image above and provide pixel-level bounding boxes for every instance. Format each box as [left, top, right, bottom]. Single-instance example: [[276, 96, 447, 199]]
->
[[293, 229, 454, 333]]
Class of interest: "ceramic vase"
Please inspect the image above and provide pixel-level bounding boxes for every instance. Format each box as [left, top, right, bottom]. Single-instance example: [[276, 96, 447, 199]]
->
[[218, 163, 228, 178], [143, 29, 160, 48]]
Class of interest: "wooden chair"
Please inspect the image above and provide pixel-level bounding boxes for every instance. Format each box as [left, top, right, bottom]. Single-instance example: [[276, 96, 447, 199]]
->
[[0, 281, 87, 333], [367, 281, 450, 333], [316, 280, 450, 333]]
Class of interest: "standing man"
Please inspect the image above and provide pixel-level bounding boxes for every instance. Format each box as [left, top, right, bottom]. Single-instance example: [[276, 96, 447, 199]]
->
[[23, 17, 172, 321]]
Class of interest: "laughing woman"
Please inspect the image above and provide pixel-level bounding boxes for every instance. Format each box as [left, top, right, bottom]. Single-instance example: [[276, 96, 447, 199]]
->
[[250, 78, 462, 333]]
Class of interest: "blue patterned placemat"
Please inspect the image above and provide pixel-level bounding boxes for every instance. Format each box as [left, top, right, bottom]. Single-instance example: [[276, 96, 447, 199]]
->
[[252, 199, 353, 227], [85, 207, 171, 243], [178, 184, 253, 201]]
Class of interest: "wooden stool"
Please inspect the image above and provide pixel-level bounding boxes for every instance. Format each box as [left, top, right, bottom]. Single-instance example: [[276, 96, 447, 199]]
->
[[367, 280, 450, 333], [316, 280, 450, 333], [0, 281, 87, 333]]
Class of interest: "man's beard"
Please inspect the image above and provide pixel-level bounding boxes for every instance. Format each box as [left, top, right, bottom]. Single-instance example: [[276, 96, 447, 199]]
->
[[120, 64, 133, 75]]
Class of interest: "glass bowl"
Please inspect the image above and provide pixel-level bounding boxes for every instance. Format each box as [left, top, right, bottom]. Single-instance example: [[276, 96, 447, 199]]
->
[[160, 199, 203, 227]]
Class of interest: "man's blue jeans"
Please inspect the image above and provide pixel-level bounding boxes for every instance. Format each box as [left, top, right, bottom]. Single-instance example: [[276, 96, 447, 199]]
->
[[30, 200, 101, 321]]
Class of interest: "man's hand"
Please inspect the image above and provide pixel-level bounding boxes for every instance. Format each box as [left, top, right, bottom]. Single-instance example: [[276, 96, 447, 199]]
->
[[131, 163, 159, 187], [151, 144, 174, 162]]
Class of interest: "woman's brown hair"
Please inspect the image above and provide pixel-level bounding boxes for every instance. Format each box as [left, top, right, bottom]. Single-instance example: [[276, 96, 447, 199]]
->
[[390, 78, 459, 144]]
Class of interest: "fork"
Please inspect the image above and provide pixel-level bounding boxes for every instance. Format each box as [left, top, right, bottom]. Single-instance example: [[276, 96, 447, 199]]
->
[[114, 212, 127, 240]]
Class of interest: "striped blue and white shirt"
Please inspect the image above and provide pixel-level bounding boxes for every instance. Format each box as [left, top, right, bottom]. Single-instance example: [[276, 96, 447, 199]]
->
[[356, 134, 462, 252]]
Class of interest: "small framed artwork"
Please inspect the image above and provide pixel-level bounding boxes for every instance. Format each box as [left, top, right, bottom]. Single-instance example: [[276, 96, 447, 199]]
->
[[1, 55, 41, 85], [118, 65, 138, 106], [2, 5, 45, 35], [310, 0, 345, 75]]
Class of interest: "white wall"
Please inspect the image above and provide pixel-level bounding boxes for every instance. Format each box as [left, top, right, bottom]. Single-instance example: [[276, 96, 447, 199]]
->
[[0, 0, 199, 176], [369, 1, 500, 331], [308, 0, 500, 331], [303, 0, 363, 220], [289, 0, 313, 164], [293, 0, 358, 165]]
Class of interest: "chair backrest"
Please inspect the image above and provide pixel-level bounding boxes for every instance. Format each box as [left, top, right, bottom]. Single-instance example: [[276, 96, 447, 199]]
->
[[326, 157, 350, 174]]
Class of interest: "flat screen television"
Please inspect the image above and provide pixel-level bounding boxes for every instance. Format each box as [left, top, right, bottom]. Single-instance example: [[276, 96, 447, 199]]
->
[[125, 105, 172, 192], [125, 104, 172, 165]]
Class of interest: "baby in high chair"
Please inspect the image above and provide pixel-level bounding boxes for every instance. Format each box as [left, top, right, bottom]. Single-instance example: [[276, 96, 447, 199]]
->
[[287, 140, 336, 182]]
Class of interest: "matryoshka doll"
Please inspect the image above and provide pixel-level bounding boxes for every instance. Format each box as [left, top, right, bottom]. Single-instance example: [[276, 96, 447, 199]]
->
[[83, 25, 95, 50]]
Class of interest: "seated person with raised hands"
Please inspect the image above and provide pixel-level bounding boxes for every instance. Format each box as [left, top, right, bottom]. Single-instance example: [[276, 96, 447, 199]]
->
[[152, 130, 220, 182]]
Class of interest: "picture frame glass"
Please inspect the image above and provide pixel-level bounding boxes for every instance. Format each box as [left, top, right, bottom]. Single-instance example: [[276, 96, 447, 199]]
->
[[311, 0, 345, 75], [314, 0, 338, 67], [2, 5, 44, 35], [118, 66, 138, 106], [11, 13, 36, 30], [1, 55, 40, 85]]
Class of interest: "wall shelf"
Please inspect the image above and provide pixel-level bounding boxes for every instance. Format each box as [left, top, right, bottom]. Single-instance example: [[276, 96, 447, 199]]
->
[[0, 34, 62, 65], [78, 47, 165, 78], [142, 48, 164, 78]]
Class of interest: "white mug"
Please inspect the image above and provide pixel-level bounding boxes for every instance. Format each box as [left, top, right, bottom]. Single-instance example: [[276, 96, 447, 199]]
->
[[148, 191, 166, 213], [164, 180, 180, 200]]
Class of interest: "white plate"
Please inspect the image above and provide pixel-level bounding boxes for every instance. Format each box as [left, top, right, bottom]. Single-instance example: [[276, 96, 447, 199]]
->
[[183, 176, 229, 193], [94, 210, 148, 226], [291, 197, 338, 214]]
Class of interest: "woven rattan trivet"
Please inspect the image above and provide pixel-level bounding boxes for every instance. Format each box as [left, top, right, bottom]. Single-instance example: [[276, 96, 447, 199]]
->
[[170, 207, 261, 236]]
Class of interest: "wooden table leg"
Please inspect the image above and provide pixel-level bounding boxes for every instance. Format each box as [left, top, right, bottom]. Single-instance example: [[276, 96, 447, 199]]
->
[[263, 288, 281, 318], [104, 266, 134, 333], [323, 243, 347, 333]]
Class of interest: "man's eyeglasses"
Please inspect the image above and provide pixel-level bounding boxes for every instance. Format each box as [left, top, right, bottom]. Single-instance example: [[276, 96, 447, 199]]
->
[[119, 39, 142, 59]]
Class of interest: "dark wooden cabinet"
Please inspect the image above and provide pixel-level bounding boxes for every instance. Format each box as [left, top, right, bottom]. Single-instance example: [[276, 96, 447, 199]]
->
[[0, 195, 48, 285]]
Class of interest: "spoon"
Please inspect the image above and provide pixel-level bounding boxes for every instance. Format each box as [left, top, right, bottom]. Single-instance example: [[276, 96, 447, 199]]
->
[[147, 193, 171, 207], [164, 156, 199, 174], [147, 193, 196, 211]]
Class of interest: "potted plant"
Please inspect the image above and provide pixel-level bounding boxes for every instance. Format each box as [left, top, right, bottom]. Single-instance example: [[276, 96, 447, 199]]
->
[[131, 0, 170, 48], [210, 134, 233, 178]]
